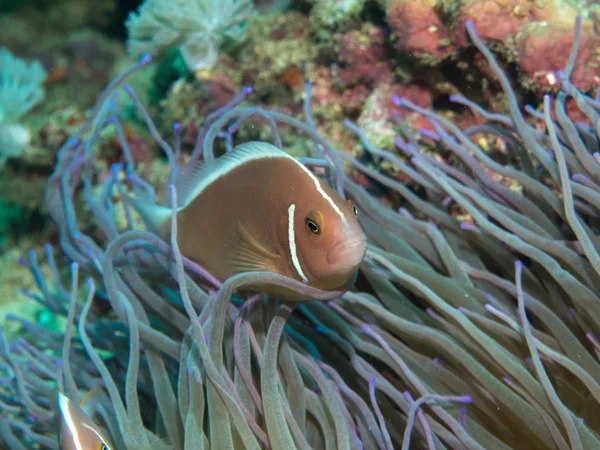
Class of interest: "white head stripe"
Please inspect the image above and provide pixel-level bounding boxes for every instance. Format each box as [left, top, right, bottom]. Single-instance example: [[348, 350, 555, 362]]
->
[[288, 204, 309, 283], [81, 423, 108, 445], [59, 394, 84, 450], [295, 162, 346, 223]]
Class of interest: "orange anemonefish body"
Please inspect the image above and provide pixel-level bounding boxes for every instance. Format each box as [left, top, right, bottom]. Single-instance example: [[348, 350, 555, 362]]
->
[[129, 141, 367, 299], [57, 390, 112, 450]]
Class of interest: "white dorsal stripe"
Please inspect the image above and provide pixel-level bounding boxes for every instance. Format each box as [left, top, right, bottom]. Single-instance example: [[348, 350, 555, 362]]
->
[[176, 142, 346, 224], [294, 162, 346, 223], [177, 141, 292, 208], [288, 204, 309, 283], [59, 394, 84, 450], [81, 423, 109, 445]]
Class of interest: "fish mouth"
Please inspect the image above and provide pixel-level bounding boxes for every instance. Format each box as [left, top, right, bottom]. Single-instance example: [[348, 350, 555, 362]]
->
[[326, 237, 368, 266]]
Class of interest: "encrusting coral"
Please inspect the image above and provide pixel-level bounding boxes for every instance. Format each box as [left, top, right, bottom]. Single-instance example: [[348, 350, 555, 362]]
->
[[2, 16, 600, 450]]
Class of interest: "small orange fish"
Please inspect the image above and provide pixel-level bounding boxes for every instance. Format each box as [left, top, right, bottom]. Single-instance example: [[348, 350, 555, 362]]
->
[[57, 390, 113, 450], [128, 141, 367, 299]]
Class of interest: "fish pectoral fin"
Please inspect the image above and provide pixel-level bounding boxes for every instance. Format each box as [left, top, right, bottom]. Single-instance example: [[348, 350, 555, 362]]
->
[[228, 222, 281, 274]]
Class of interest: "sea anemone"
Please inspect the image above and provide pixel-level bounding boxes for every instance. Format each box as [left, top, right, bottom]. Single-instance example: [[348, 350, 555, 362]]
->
[[2, 16, 600, 450]]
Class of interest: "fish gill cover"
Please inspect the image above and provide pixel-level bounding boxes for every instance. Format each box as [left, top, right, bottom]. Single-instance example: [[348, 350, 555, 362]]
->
[[1, 13, 600, 450]]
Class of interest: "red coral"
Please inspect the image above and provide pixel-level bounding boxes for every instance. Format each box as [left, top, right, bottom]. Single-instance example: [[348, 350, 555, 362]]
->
[[312, 68, 342, 108], [391, 84, 433, 117], [341, 85, 371, 114], [517, 22, 600, 92], [203, 75, 236, 109], [339, 26, 388, 65], [387, 0, 458, 61], [460, 0, 530, 43], [336, 25, 393, 87]]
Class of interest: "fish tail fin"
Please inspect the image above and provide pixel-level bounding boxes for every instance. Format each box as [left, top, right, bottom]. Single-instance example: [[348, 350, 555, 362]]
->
[[123, 194, 172, 237]]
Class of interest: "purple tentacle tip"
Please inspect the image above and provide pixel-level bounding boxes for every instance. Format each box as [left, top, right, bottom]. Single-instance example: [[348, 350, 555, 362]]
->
[[172, 122, 181, 131], [390, 95, 401, 105], [433, 357, 441, 364], [243, 86, 253, 94], [465, 20, 474, 27], [457, 306, 466, 313], [579, 417, 585, 425], [515, 260, 523, 270], [204, 335, 209, 343], [139, 54, 152, 64], [368, 376, 376, 384], [361, 324, 371, 333], [70, 262, 78, 271], [85, 278, 94, 287]]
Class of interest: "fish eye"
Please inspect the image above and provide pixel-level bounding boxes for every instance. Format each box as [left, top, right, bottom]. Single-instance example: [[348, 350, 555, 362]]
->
[[305, 210, 324, 235], [346, 199, 358, 216], [306, 218, 320, 234]]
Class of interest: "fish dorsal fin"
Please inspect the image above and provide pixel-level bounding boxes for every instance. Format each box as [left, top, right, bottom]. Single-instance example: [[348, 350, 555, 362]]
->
[[176, 141, 292, 208], [228, 221, 282, 274], [78, 386, 105, 416]]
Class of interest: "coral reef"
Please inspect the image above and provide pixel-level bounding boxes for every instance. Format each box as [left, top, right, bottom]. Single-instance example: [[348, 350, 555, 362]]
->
[[0, 0, 120, 53], [2, 16, 600, 450], [310, 0, 366, 29], [387, 0, 600, 92], [126, 0, 255, 72]]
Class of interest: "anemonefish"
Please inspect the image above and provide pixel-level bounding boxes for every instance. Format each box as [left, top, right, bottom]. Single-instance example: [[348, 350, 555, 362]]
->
[[57, 390, 113, 450], [128, 141, 367, 299]]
